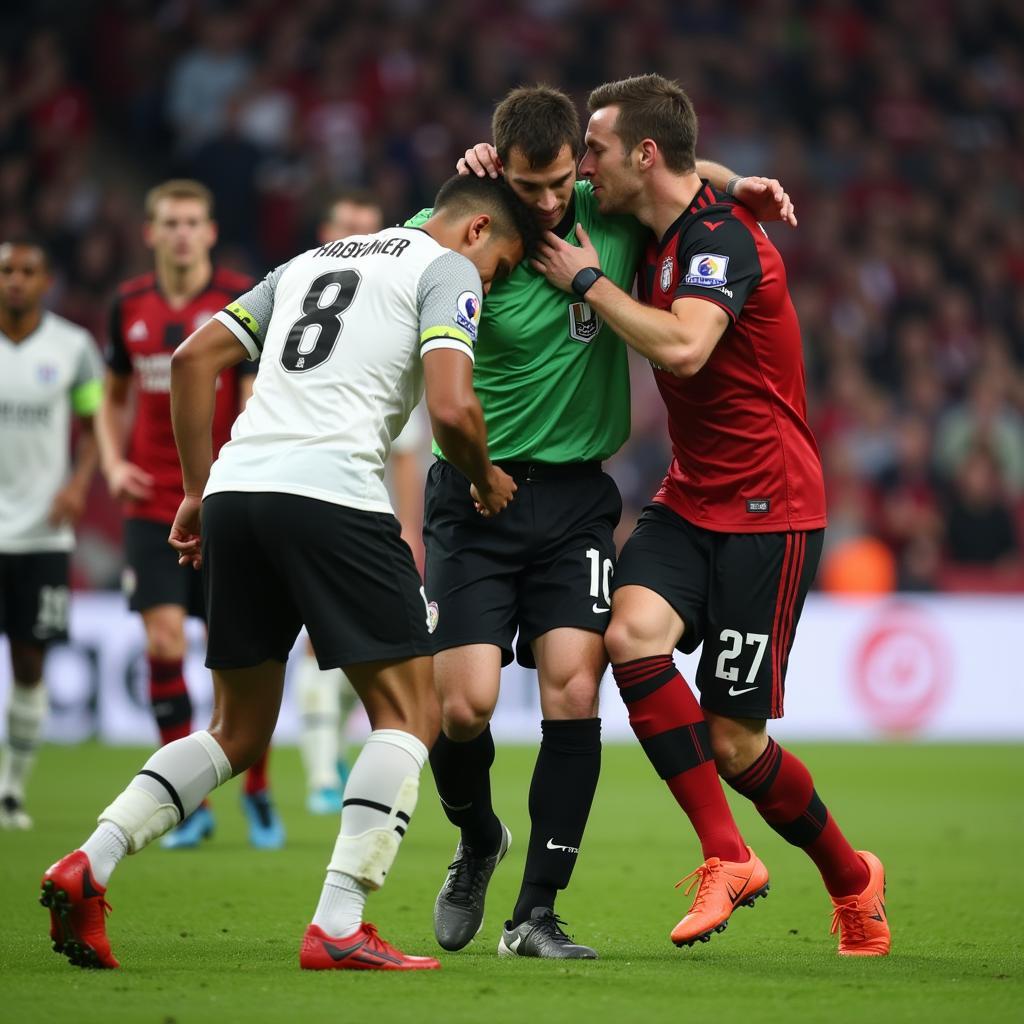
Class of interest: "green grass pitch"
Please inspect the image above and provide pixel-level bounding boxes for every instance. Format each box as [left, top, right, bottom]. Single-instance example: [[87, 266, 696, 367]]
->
[[1, 741, 1020, 1023]]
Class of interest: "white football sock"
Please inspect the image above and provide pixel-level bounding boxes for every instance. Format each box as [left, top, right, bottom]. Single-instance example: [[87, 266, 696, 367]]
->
[[312, 729, 427, 934], [296, 653, 342, 791], [0, 681, 47, 800], [79, 821, 130, 887], [96, 730, 232, 862], [312, 871, 367, 938]]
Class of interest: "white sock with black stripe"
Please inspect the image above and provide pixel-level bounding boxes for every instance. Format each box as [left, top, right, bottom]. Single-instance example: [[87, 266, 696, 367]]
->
[[81, 731, 233, 884], [312, 729, 427, 936]]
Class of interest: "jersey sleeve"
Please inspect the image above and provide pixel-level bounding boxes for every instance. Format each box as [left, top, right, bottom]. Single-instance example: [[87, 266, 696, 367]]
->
[[71, 332, 104, 415], [673, 217, 762, 321], [105, 297, 132, 375], [417, 251, 483, 363], [392, 402, 425, 453], [404, 208, 432, 228], [212, 260, 290, 359]]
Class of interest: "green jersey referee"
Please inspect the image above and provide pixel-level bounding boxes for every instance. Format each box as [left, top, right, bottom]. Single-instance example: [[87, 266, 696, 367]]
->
[[414, 85, 797, 959]]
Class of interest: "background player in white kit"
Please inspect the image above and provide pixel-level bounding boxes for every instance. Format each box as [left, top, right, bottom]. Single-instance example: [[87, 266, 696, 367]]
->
[[295, 191, 430, 816], [0, 239, 102, 829], [41, 173, 534, 971]]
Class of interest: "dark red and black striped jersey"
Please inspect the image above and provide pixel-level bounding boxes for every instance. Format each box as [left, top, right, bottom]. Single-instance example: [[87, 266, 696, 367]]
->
[[106, 267, 254, 524], [638, 182, 826, 533]]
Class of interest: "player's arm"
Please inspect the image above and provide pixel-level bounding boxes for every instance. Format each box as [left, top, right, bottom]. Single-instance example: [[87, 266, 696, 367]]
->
[[418, 251, 516, 516], [98, 300, 155, 501], [423, 351, 515, 517], [694, 160, 797, 227], [49, 348, 103, 526], [167, 320, 248, 565], [458, 143, 795, 226], [534, 223, 739, 377], [167, 266, 279, 565]]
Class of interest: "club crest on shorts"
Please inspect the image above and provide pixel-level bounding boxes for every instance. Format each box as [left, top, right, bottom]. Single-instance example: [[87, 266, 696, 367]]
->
[[660, 256, 675, 292], [568, 301, 602, 343]]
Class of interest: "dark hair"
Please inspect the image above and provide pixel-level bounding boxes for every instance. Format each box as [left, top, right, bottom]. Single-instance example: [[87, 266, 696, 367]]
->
[[588, 74, 698, 173], [0, 236, 50, 268], [433, 174, 540, 255], [492, 84, 580, 168]]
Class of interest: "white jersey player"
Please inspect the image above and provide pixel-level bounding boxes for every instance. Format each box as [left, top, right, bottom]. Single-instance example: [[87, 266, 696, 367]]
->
[[43, 173, 535, 972], [0, 240, 101, 830]]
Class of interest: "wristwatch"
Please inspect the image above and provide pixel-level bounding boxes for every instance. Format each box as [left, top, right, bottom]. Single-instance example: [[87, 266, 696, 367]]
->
[[571, 267, 605, 298]]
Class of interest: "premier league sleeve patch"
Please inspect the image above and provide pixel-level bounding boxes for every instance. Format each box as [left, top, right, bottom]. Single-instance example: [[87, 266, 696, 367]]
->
[[685, 253, 729, 288], [455, 291, 481, 340]]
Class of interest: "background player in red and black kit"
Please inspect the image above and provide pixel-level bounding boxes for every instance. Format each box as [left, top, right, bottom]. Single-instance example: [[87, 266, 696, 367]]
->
[[535, 75, 889, 957], [98, 179, 283, 849]]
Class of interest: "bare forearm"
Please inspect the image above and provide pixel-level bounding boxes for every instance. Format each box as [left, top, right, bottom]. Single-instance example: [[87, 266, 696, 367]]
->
[[170, 358, 217, 495], [430, 401, 494, 491], [695, 159, 739, 192], [69, 423, 99, 492], [96, 396, 130, 474], [583, 277, 689, 370]]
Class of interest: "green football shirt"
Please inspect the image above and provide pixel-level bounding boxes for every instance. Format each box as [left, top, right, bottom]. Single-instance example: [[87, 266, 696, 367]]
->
[[407, 181, 646, 462]]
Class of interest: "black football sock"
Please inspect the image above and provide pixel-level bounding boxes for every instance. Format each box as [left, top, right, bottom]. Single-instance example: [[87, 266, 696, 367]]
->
[[512, 717, 601, 926], [429, 726, 502, 854]]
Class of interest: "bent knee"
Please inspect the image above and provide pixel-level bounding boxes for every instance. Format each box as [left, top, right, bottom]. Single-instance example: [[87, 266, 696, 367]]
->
[[708, 721, 767, 778], [540, 671, 599, 719], [604, 615, 670, 665], [440, 694, 492, 740]]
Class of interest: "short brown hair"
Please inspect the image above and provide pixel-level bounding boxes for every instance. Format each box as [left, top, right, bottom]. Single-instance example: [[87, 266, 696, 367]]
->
[[492, 85, 580, 168], [144, 179, 214, 220], [588, 74, 698, 173]]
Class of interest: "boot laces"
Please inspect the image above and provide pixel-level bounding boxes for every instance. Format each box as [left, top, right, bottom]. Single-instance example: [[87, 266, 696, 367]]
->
[[830, 899, 866, 943], [445, 852, 489, 908], [675, 860, 722, 914]]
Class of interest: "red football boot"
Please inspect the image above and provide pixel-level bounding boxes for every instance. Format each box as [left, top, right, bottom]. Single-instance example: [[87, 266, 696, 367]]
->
[[300, 922, 441, 971], [40, 851, 119, 969]]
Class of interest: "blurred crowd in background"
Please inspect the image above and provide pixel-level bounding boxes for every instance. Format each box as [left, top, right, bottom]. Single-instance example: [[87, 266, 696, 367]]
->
[[1, 0, 1022, 594]]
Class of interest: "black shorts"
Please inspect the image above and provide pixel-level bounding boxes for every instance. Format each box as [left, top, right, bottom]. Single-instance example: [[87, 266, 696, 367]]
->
[[423, 459, 622, 668], [123, 517, 205, 619], [0, 551, 70, 646], [202, 491, 433, 670], [613, 502, 823, 720]]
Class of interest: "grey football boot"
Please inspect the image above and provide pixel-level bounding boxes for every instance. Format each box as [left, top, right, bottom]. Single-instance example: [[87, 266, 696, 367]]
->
[[497, 907, 599, 959], [433, 822, 512, 951]]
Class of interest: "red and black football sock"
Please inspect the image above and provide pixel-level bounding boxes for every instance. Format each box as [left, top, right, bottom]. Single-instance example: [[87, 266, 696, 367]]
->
[[147, 657, 192, 746], [429, 726, 502, 854], [512, 717, 601, 926], [613, 656, 747, 863], [725, 738, 869, 897], [245, 748, 270, 796]]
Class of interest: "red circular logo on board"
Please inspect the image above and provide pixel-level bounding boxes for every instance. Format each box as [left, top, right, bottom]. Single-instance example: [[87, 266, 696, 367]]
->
[[853, 605, 950, 735]]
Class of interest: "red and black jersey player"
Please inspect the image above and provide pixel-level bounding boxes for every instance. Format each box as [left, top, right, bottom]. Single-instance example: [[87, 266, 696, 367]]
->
[[97, 179, 284, 850], [533, 75, 889, 958]]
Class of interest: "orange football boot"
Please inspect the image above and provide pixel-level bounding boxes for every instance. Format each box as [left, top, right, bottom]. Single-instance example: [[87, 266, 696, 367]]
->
[[300, 922, 441, 971], [670, 845, 770, 947], [830, 850, 890, 956], [40, 851, 119, 969]]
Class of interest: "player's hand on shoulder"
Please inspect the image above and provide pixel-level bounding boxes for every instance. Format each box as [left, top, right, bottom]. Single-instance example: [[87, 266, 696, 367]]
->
[[458, 143, 502, 179], [732, 176, 797, 227], [47, 482, 88, 527], [168, 494, 203, 569], [106, 460, 156, 502], [471, 466, 517, 518]]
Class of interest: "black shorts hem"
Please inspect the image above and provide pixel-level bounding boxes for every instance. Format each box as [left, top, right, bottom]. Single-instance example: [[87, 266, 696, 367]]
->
[[699, 695, 780, 722], [205, 652, 292, 671], [430, 633, 515, 667], [611, 575, 702, 655], [315, 642, 435, 670]]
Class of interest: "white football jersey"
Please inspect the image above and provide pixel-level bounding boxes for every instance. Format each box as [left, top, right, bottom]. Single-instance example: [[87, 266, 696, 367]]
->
[[207, 227, 482, 513], [0, 313, 103, 552]]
